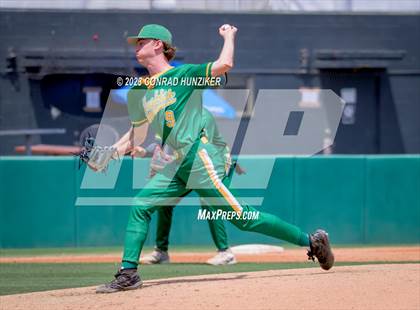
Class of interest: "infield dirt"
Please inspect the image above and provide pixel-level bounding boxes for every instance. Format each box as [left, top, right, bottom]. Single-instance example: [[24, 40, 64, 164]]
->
[[1, 264, 419, 310], [1, 246, 419, 264]]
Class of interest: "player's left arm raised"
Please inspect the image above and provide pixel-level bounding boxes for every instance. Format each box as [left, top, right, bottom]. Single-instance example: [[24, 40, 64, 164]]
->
[[211, 24, 238, 77]]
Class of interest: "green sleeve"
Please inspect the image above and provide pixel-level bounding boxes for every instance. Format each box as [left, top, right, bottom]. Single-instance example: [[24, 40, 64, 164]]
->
[[184, 62, 214, 78], [127, 88, 147, 127]]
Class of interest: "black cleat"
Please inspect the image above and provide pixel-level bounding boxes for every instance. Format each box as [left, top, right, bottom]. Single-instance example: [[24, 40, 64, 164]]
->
[[96, 268, 143, 293], [307, 229, 335, 270]]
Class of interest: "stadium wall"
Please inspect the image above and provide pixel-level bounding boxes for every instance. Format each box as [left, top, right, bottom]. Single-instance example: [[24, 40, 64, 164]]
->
[[0, 155, 419, 248]]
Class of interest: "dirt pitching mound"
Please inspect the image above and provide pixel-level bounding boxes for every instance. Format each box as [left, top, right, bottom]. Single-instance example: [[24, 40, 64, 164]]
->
[[1, 264, 419, 310]]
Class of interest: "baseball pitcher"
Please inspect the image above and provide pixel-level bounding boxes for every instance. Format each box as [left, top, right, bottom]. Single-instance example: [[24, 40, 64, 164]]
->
[[85, 24, 334, 293]]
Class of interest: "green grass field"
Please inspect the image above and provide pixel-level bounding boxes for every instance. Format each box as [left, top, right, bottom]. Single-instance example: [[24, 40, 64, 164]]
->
[[1, 261, 418, 296]]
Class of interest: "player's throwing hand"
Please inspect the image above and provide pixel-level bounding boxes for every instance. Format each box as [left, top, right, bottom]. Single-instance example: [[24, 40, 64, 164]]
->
[[219, 24, 238, 38]]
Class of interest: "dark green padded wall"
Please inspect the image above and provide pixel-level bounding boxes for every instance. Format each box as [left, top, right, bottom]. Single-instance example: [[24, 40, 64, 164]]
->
[[365, 156, 420, 243], [0, 155, 419, 248]]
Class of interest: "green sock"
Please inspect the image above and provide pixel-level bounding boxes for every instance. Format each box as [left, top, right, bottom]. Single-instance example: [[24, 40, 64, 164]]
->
[[298, 233, 310, 247], [122, 260, 138, 269]]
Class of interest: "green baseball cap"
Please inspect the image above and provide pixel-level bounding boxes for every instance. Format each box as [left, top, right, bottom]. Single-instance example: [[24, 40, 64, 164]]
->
[[127, 24, 172, 45]]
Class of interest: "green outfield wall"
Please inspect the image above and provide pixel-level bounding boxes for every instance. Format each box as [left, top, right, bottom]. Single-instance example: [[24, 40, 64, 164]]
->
[[0, 156, 419, 248]]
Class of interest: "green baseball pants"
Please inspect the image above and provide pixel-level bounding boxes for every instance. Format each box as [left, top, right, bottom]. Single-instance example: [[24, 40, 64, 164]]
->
[[122, 140, 309, 264], [154, 154, 236, 252], [155, 201, 229, 252]]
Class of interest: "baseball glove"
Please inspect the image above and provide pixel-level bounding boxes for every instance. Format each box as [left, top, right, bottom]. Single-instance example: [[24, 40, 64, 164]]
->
[[77, 136, 118, 172]]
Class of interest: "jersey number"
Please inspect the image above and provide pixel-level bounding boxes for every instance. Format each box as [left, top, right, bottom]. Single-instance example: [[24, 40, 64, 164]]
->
[[165, 110, 176, 128]]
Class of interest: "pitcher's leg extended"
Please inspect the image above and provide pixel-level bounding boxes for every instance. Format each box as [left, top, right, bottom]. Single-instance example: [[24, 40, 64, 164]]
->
[[194, 147, 334, 270]]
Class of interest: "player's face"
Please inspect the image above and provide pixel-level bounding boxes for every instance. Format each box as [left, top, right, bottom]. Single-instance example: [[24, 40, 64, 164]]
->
[[135, 39, 159, 64]]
